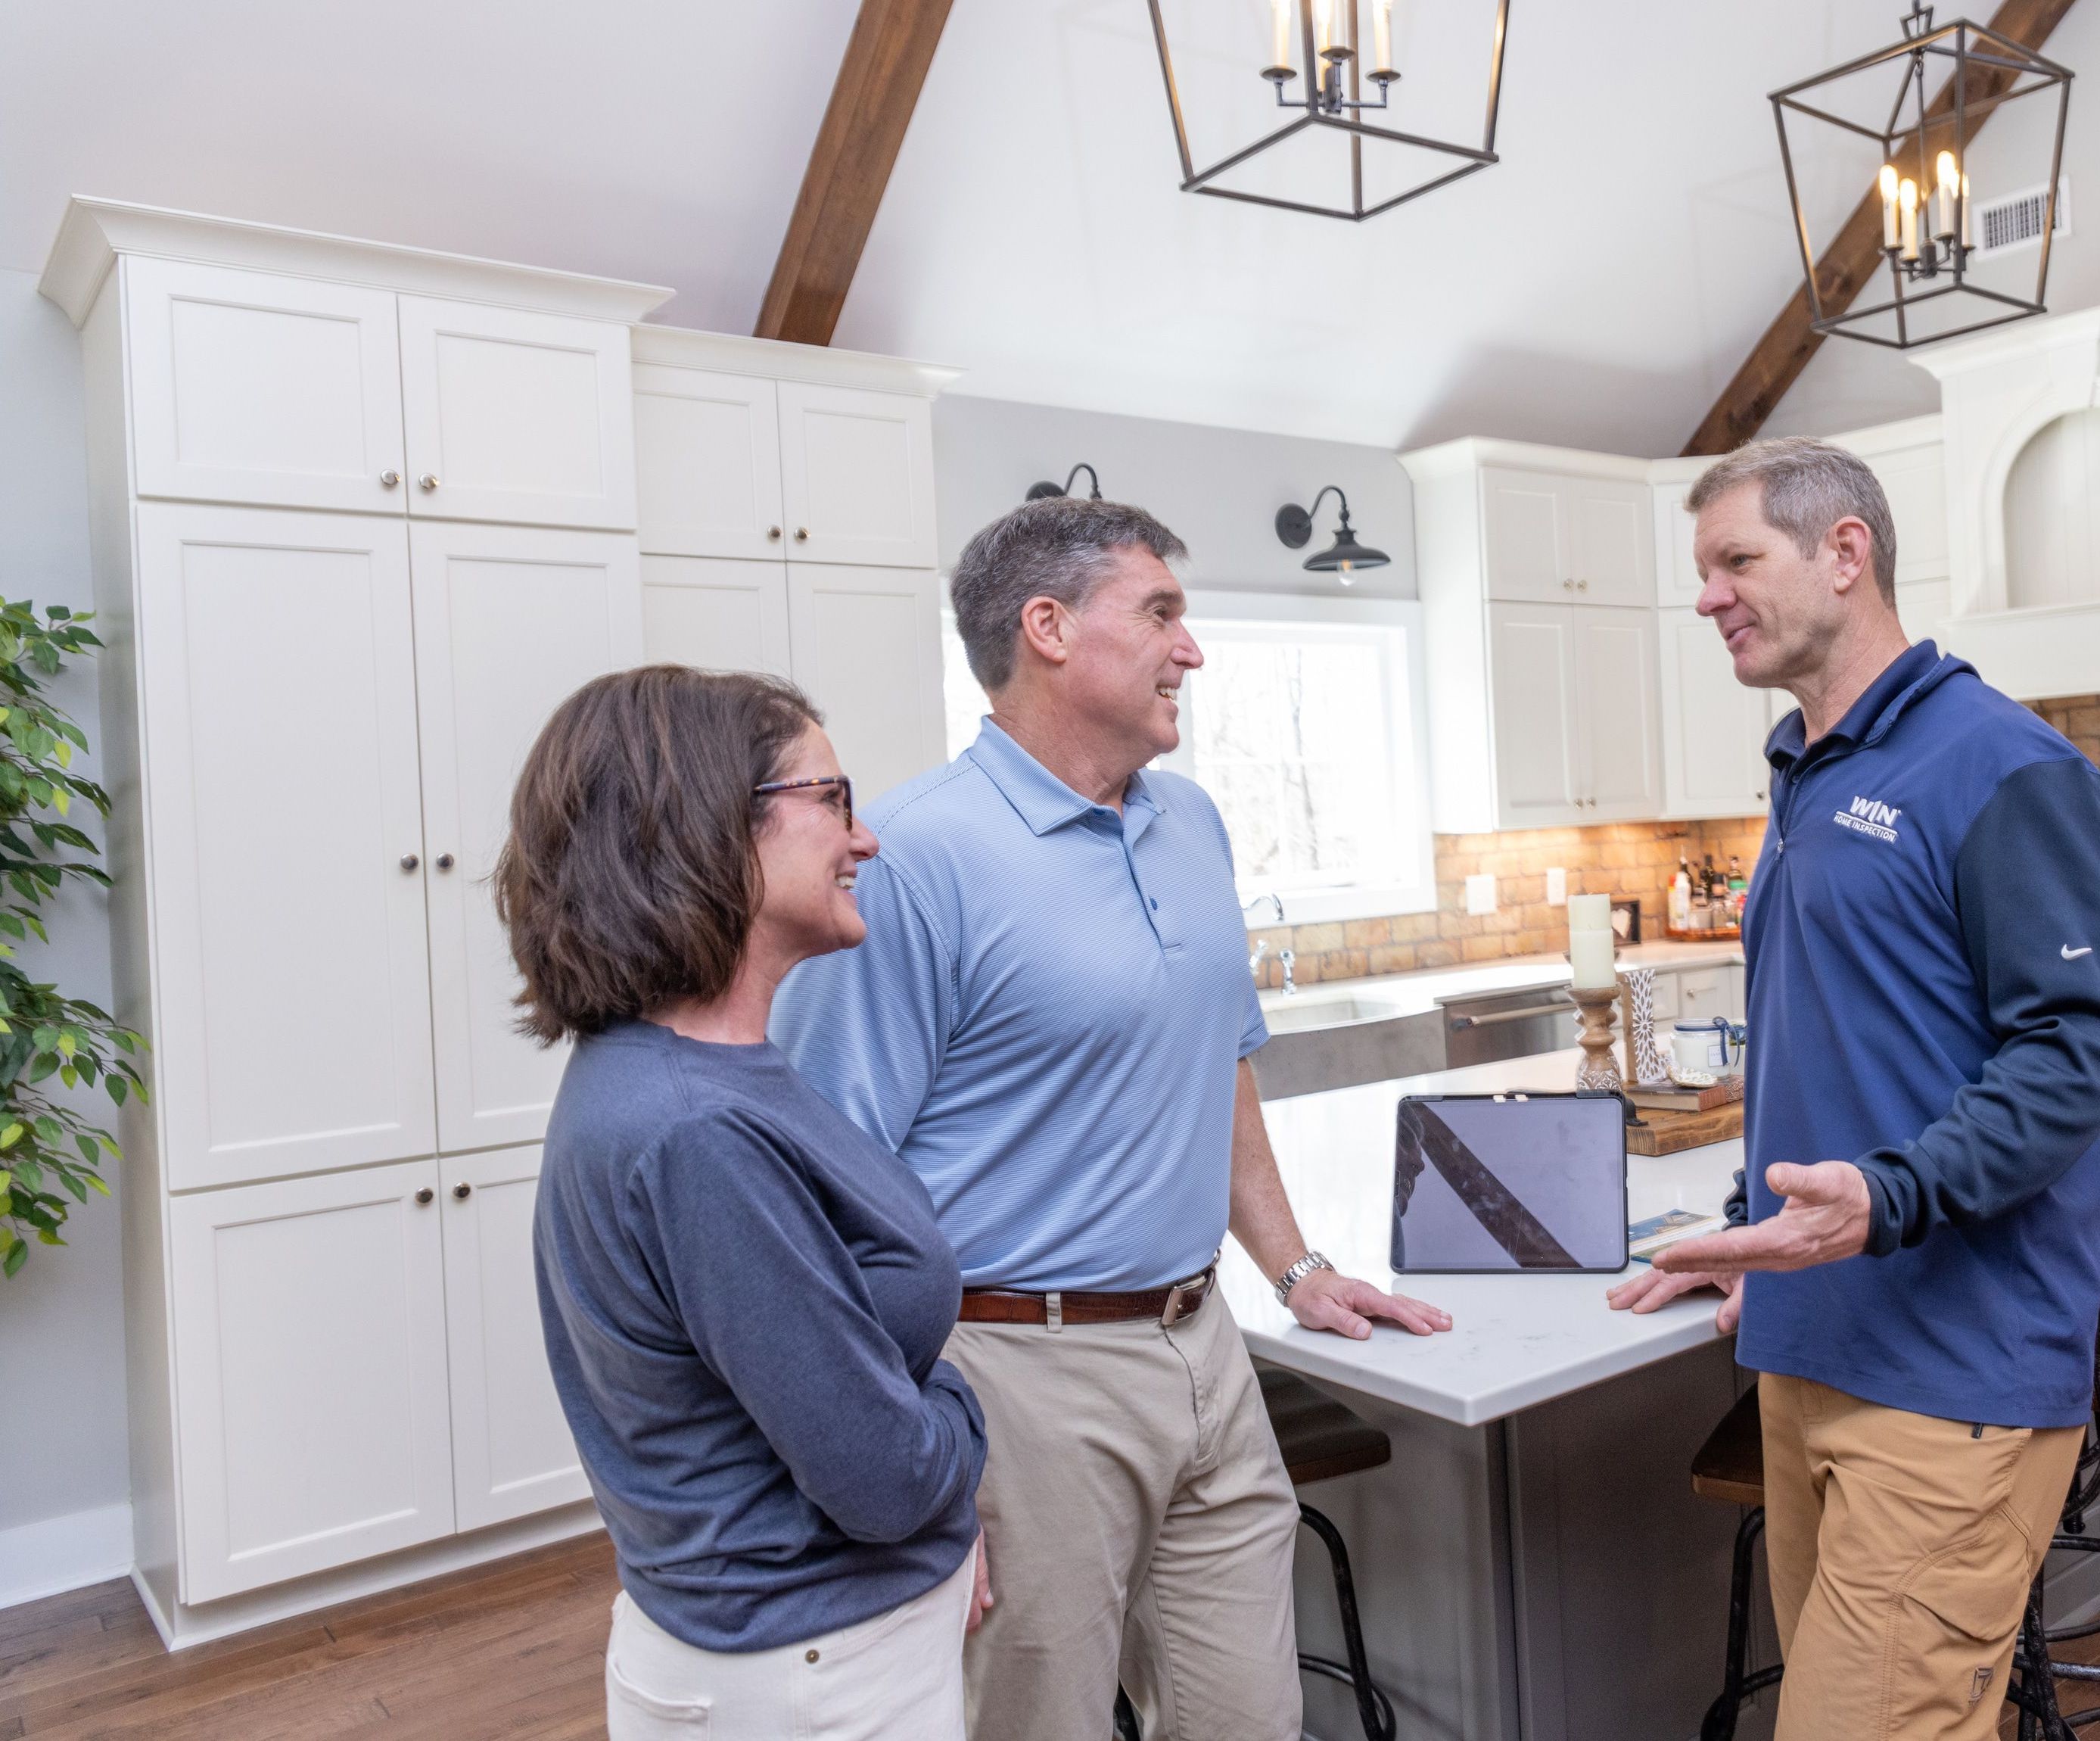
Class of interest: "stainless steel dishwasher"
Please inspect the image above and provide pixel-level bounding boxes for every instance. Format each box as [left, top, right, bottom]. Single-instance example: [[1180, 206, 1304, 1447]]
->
[[1440, 984, 1580, 1068]]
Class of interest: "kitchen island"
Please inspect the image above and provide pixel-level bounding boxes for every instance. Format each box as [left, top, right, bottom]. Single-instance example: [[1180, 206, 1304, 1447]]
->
[[1227, 1048, 1756, 1741]]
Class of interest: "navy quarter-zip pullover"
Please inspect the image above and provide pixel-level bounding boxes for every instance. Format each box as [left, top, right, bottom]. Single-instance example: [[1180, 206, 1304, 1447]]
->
[[1734, 640, 2100, 1428]]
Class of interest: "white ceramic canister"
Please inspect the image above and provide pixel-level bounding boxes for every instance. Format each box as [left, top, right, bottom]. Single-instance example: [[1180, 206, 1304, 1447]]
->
[[1671, 1020, 1731, 1075]]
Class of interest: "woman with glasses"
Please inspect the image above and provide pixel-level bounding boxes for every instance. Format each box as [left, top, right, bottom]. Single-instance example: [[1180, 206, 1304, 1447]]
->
[[496, 665, 989, 1741]]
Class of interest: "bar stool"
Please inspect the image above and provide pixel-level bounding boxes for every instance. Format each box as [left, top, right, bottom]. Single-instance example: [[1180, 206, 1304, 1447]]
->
[[1691, 1384, 1783, 1741], [1111, 1369, 1398, 1741], [2007, 1342, 2100, 1738]]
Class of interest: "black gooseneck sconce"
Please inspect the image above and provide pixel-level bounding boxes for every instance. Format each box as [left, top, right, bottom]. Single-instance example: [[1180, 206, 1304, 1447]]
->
[[1025, 463, 1104, 503], [1275, 485, 1389, 583]]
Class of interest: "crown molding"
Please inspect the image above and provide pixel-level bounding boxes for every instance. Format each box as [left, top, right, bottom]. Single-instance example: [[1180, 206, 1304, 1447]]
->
[[631, 322, 961, 397]]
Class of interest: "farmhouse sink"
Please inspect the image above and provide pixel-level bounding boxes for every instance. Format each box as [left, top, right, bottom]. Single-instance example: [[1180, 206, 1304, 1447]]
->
[[1259, 993, 1414, 1035]]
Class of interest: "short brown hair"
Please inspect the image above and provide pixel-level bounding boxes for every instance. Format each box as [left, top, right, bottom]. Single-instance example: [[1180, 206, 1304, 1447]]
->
[[1686, 436, 1898, 604], [493, 665, 820, 1043]]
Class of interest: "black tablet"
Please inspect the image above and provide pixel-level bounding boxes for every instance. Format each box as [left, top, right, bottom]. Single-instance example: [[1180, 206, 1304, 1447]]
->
[[1392, 1092, 1629, 1274]]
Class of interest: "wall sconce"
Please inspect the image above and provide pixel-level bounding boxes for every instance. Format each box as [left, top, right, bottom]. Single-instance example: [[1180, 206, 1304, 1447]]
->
[[1275, 486, 1389, 582], [1025, 463, 1104, 502]]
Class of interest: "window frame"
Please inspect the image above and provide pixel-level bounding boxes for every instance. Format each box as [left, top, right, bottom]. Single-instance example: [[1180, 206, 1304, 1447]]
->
[[1166, 590, 1437, 927]]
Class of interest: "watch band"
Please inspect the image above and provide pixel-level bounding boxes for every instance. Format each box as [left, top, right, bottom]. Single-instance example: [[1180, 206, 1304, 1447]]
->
[[1275, 1249, 1334, 1305]]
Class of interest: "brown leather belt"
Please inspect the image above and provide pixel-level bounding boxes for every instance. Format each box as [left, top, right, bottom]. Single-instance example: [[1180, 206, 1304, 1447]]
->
[[959, 1266, 1215, 1329]]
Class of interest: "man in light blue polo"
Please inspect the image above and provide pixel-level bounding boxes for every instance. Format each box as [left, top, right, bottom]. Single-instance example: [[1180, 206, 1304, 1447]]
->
[[772, 497, 1451, 1741]]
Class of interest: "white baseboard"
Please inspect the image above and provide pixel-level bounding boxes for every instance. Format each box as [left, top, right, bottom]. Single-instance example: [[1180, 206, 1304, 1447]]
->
[[0, 1502, 133, 1611]]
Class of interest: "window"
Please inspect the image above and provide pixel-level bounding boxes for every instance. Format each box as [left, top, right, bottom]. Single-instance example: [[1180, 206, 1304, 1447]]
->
[[940, 593, 1434, 925]]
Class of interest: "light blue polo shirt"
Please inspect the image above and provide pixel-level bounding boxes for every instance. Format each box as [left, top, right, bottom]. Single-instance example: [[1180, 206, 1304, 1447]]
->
[[770, 720, 1268, 1292]]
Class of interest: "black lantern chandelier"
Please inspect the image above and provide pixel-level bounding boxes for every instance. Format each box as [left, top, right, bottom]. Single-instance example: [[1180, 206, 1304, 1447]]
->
[[1146, 0, 1511, 222], [1772, 3, 2073, 349]]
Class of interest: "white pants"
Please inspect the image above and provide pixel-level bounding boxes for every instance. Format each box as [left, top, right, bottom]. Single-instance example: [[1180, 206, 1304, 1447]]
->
[[604, 1553, 973, 1741]]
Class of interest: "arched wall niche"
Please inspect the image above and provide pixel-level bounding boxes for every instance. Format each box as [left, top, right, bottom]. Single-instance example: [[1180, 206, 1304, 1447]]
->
[[2004, 410, 2100, 612]]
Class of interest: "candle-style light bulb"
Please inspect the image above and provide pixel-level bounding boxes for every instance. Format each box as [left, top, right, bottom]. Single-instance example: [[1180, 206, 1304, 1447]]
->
[[1899, 177, 1920, 261], [1271, 0, 1294, 73], [1313, 0, 1333, 57], [1880, 164, 1900, 250], [1935, 150, 1959, 239], [1962, 173, 1974, 248], [1373, 0, 1394, 74]]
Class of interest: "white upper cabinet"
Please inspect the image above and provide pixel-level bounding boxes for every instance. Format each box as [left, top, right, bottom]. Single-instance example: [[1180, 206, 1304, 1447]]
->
[[412, 522, 643, 1154], [1575, 606, 1662, 816], [1649, 466, 1705, 609], [399, 297, 636, 531], [440, 1145, 588, 1532], [786, 564, 948, 799], [1563, 480, 1654, 607], [1487, 603, 1582, 824], [170, 1160, 455, 1602], [634, 365, 786, 559], [135, 503, 437, 1190], [1479, 463, 1653, 607], [126, 259, 407, 515], [777, 383, 937, 568], [642, 555, 793, 677], [1658, 606, 1772, 819], [1481, 470, 1566, 603], [1831, 415, 1948, 587]]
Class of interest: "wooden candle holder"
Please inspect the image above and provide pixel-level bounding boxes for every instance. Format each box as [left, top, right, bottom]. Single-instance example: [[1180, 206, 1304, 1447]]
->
[[1573, 984, 1624, 1093]]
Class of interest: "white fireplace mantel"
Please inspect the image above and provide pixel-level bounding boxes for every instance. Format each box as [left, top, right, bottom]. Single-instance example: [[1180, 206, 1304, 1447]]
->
[[1911, 307, 2100, 698]]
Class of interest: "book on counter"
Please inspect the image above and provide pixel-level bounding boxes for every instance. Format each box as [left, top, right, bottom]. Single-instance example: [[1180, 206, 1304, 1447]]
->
[[1628, 1209, 1730, 1263], [1626, 1078, 1745, 1113]]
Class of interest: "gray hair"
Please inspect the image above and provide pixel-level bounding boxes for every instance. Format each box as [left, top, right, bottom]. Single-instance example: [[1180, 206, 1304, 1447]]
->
[[1686, 437, 1897, 603], [949, 497, 1189, 691]]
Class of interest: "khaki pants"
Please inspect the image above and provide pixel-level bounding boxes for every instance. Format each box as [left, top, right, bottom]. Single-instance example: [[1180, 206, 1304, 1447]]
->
[[944, 1294, 1302, 1741], [1760, 1372, 2084, 1740]]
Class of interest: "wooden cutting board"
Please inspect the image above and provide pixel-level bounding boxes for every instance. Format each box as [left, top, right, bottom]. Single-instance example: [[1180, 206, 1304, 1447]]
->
[[1626, 1099, 1745, 1156]]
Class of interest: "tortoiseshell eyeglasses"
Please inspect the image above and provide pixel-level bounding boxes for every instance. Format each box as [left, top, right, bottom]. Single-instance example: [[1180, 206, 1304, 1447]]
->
[[751, 774, 854, 832]]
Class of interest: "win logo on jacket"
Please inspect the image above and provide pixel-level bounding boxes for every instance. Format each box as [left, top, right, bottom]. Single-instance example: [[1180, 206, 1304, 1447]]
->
[[1834, 795, 1902, 843]]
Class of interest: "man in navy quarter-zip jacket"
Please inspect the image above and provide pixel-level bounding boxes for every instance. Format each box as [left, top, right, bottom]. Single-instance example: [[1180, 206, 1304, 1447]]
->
[[1607, 436, 2100, 1741]]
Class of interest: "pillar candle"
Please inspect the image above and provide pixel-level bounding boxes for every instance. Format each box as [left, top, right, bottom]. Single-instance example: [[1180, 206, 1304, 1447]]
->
[[1566, 893, 1612, 934], [1570, 931, 1618, 990]]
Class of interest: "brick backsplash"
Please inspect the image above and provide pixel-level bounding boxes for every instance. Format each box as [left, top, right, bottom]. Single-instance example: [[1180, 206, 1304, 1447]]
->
[[1246, 817, 1767, 989], [2033, 695, 2100, 768]]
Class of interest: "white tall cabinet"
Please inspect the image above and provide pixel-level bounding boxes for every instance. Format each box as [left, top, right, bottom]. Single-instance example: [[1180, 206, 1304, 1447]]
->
[[629, 329, 955, 802], [42, 200, 668, 1646]]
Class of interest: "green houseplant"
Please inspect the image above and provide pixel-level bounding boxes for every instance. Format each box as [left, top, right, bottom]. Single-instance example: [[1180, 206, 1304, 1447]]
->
[[0, 600, 148, 1277]]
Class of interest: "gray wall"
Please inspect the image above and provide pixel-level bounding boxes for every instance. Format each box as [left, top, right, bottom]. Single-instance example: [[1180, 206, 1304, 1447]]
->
[[1764, 2, 2100, 438], [933, 394, 1417, 600], [0, 266, 130, 1537]]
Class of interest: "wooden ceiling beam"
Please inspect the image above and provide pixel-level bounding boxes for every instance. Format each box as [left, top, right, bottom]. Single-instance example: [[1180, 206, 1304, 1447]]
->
[[1681, 0, 2078, 457], [755, 0, 955, 347]]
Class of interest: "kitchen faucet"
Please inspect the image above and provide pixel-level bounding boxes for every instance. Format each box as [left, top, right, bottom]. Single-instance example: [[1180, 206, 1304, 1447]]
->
[[1243, 892, 1285, 927], [1249, 937, 1271, 979], [1279, 948, 1296, 996]]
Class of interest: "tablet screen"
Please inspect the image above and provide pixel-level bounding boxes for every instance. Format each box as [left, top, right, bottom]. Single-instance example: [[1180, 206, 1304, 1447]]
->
[[1391, 1094, 1629, 1273]]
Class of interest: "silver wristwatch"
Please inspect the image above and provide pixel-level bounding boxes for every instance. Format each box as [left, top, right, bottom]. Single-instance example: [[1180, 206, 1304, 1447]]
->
[[1275, 1250, 1334, 1305]]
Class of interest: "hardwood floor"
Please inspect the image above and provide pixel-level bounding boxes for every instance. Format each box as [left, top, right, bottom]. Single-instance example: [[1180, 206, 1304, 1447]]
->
[[0, 1534, 620, 1739]]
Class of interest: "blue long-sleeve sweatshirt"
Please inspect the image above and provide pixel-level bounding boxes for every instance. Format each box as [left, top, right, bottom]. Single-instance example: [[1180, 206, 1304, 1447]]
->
[[1731, 640, 2100, 1428], [534, 1020, 986, 1651]]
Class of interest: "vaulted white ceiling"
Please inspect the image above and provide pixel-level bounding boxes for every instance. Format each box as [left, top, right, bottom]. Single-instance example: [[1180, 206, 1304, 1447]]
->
[[0, 1, 2033, 454]]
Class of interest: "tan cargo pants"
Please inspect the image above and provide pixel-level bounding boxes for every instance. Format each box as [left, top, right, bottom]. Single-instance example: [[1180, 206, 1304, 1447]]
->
[[943, 1292, 1302, 1741], [1760, 1372, 2085, 1739]]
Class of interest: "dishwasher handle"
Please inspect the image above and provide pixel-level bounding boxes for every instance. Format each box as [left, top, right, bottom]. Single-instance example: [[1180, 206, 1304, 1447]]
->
[[1448, 995, 1578, 1030]]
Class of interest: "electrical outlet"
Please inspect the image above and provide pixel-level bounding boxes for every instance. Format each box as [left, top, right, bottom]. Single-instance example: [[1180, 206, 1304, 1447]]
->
[[1465, 873, 1497, 915], [1545, 867, 1567, 906]]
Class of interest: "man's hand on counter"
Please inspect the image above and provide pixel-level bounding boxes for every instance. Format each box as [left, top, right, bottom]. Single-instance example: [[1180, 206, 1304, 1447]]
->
[[1607, 1266, 1743, 1333], [1652, 1160, 1873, 1278], [1288, 1266, 1453, 1341]]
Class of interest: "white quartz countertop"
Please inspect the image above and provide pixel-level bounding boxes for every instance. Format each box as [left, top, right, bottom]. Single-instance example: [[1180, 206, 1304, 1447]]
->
[[1223, 1047, 1742, 1426], [1257, 940, 1747, 1023]]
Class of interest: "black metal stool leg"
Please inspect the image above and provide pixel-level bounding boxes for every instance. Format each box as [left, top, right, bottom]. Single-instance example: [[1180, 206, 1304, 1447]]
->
[[1295, 1501, 1397, 1741], [2008, 1568, 2076, 1741], [1701, 1506, 1783, 1741], [1112, 1683, 1143, 1741]]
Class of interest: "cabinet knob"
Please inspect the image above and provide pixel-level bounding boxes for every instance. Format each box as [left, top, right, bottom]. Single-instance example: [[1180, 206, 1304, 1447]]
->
[[435, 853, 456, 871], [767, 526, 782, 541], [415, 1187, 434, 1206], [794, 527, 810, 542], [418, 474, 440, 491], [1563, 578, 1574, 590], [399, 853, 419, 871], [453, 1182, 472, 1201], [1576, 578, 1589, 591], [380, 470, 401, 488]]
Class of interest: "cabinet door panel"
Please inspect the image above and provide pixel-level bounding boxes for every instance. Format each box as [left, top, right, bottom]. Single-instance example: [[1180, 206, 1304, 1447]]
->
[[786, 565, 946, 800], [413, 524, 642, 1152], [399, 298, 636, 531], [442, 1145, 589, 1530], [1487, 603, 1582, 826], [1658, 607, 1770, 818], [1897, 578, 1952, 644], [1575, 607, 1662, 818], [1871, 442, 1950, 584], [642, 555, 792, 677], [777, 385, 936, 567], [136, 505, 436, 1188], [126, 258, 406, 514], [1653, 481, 1703, 609], [1482, 470, 1568, 603], [1565, 480, 1655, 606], [633, 366, 785, 559], [170, 1160, 453, 1602]]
